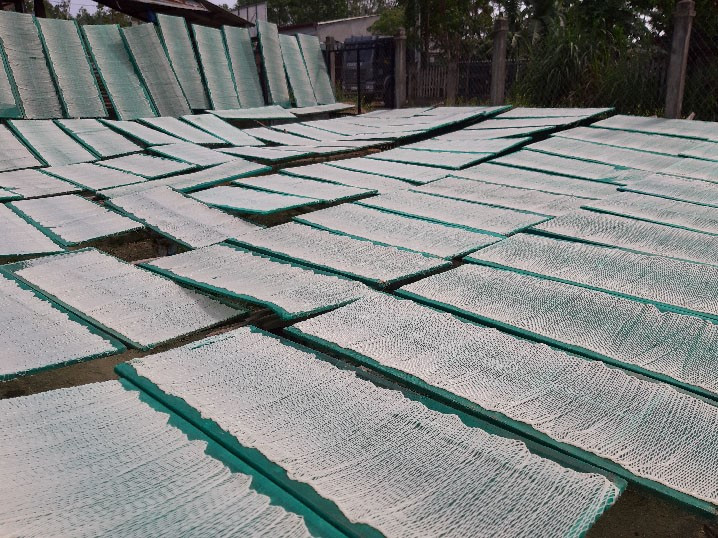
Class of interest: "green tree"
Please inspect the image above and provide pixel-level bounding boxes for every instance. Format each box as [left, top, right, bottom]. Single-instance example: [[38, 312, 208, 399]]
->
[[369, 5, 404, 35], [75, 5, 134, 26], [263, 0, 350, 26], [401, 0, 493, 102]]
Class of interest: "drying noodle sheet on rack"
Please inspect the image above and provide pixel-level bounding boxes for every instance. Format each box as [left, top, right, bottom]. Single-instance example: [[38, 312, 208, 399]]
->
[[0, 273, 123, 379], [193, 24, 240, 110], [0, 382, 316, 536], [35, 18, 106, 118], [121, 326, 622, 538], [289, 292, 718, 508], [466, 233, 718, 321], [56, 119, 141, 158], [143, 243, 371, 319], [108, 187, 259, 248], [121, 24, 190, 117], [82, 25, 156, 120], [0, 11, 62, 119], [9, 195, 143, 247], [4, 248, 242, 349], [223, 26, 265, 108], [156, 14, 209, 110]]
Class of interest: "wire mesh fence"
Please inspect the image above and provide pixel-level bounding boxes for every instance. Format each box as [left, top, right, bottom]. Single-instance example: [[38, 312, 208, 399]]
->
[[380, 3, 717, 121], [684, 24, 718, 120]]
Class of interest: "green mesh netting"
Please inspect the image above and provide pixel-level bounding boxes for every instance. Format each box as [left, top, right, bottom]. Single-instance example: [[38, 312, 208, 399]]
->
[[81, 24, 156, 120], [35, 18, 106, 119], [296, 33, 335, 105], [192, 24, 240, 110], [256, 21, 291, 108], [0, 11, 62, 119], [222, 26, 265, 108], [121, 23, 190, 117], [279, 34, 316, 108], [156, 14, 209, 110]]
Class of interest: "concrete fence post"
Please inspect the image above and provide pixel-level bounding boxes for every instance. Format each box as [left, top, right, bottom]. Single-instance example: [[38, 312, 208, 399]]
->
[[394, 27, 407, 109], [490, 17, 509, 106], [325, 36, 336, 88], [665, 0, 696, 119]]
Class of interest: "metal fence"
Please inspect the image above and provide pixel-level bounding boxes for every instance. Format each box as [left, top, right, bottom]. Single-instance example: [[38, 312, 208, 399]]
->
[[325, 37, 395, 113]]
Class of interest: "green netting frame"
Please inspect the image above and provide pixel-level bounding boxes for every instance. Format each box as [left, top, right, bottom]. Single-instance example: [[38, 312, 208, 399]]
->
[[156, 14, 209, 110], [81, 24, 156, 120], [296, 33, 335, 105], [1, 248, 247, 350], [121, 23, 190, 117], [140, 242, 369, 321], [222, 26, 264, 108], [279, 34, 317, 108], [0, 273, 125, 380], [256, 21, 291, 108], [191, 24, 240, 110], [115, 327, 627, 537], [35, 18, 107, 119], [116, 377, 346, 538], [0, 40, 21, 118], [8, 195, 142, 247], [0, 11, 62, 119], [7, 120, 96, 167]]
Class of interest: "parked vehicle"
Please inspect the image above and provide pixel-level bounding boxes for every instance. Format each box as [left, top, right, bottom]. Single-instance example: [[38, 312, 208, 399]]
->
[[341, 36, 394, 106]]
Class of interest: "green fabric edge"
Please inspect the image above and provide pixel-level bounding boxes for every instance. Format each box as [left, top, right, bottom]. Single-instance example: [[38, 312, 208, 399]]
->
[[0, 271, 125, 380], [139, 242, 366, 321], [227, 234, 451, 288], [463, 255, 718, 323], [117, 376, 345, 538], [1, 247, 248, 350], [7, 198, 143, 247]]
